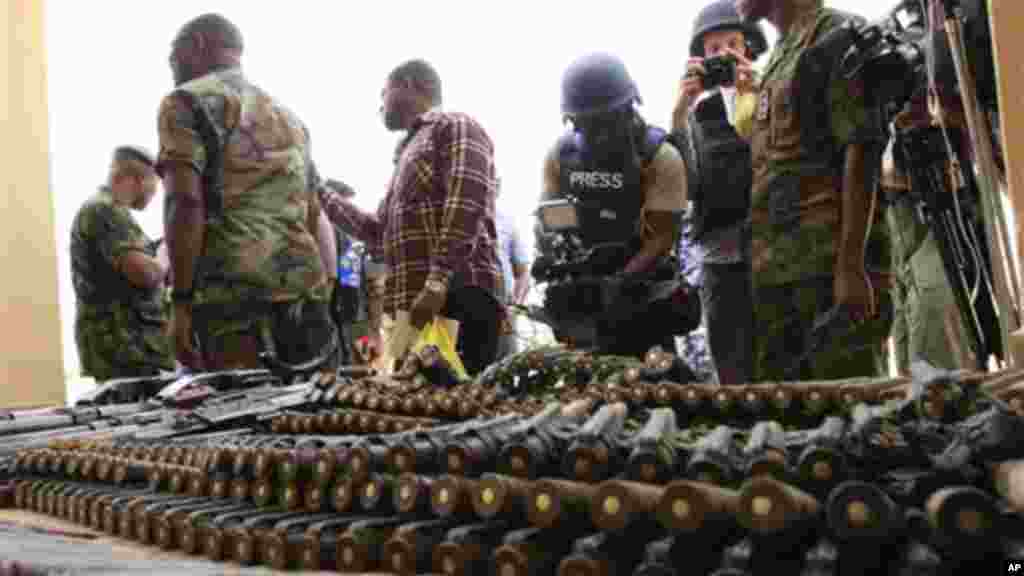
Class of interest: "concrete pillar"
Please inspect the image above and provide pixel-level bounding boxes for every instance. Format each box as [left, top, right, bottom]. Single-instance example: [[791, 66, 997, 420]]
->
[[991, 0, 1024, 291], [990, 0, 1024, 366], [1, 0, 65, 407]]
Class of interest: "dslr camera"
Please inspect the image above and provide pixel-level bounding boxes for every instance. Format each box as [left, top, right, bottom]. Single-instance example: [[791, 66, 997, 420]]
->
[[702, 54, 737, 89]]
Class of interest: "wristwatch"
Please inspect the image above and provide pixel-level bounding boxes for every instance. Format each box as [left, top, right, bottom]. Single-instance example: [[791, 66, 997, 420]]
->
[[424, 279, 446, 295]]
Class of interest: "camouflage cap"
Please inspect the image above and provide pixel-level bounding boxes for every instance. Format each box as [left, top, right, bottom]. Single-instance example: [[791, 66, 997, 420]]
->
[[112, 145, 156, 168]]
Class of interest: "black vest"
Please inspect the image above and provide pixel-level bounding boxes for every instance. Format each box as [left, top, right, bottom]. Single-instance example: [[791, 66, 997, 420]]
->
[[672, 92, 751, 240], [557, 125, 668, 256]]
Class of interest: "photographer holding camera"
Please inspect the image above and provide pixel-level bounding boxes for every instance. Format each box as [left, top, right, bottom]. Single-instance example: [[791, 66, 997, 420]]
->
[[669, 0, 766, 385], [673, 2, 762, 134]]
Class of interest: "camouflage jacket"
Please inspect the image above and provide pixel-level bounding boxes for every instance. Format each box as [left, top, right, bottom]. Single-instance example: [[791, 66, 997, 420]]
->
[[156, 67, 328, 308], [71, 188, 172, 378], [71, 187, 164, 316], [748, 4, 889, 286]]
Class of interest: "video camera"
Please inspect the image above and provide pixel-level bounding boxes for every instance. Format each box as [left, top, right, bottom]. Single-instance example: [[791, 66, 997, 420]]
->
[[532, 199, 636, 282], [530, 198, 700, 353], [839, 1, 929, 117]]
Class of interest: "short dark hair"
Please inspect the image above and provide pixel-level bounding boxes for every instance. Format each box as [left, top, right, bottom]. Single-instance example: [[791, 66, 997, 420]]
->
[[113, 145, 155, 168], [177, 13, 244, 52], [388, 59, 442, 104], [109, 145, 156, 182]]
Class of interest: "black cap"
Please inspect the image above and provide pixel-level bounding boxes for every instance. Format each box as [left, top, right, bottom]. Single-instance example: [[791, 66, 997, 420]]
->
[[113, 145, 156, 168]]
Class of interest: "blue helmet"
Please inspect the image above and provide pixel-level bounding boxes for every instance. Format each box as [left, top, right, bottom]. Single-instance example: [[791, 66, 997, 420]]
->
[[560, 52, 641, 117]]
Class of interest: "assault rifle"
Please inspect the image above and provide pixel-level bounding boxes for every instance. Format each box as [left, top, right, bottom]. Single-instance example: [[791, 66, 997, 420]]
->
[[897, 125, 1001, 370]]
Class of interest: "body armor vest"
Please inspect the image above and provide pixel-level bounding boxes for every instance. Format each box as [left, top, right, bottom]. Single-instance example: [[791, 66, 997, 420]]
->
[[674, 92, 752, 240], [557, 125, 668, 264]]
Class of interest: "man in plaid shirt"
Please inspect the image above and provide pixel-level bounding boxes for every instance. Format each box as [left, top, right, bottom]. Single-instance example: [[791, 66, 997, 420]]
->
[[319, 59, 504, 376]]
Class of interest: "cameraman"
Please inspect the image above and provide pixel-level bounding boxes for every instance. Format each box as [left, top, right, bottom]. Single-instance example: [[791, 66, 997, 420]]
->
[[537, 53, 698, 360], [670, 0, 767, 385]]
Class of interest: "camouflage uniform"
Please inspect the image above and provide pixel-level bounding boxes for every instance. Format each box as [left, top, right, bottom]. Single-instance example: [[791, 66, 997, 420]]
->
[[71, 188, 174, 381], [883, 141, 976, 372], [157, 68, 336, 371], [748, 5, 893, 382], [676, 212, 714, 381]]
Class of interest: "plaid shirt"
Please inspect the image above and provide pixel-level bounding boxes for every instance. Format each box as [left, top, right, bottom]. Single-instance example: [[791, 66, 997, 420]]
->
[[320, 109, 502, 316]]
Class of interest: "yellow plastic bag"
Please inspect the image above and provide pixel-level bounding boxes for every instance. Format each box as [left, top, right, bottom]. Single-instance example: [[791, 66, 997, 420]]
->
[[411, 319, 469, 380]]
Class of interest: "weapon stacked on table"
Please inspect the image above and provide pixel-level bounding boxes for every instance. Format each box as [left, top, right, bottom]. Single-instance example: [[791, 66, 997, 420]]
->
[[8, 353, 1024, 574]]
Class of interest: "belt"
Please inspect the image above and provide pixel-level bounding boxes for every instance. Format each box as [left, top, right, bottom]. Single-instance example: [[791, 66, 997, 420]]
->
[[868, 270, 893, 292], [881, 188, 906, 206]]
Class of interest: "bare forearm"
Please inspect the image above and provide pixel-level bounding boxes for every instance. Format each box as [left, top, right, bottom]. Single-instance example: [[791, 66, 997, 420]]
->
[[317, 212, 338, 280], [164, 166, 206, 292], [622, 211, 677, 276], [319, 185, 382, 247], [622, 239, 671, 276], [837, 144, 875, 270], [671, 101, 689, 133]]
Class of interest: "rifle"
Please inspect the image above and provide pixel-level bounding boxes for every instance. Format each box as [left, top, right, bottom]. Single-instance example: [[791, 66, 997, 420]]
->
[[74, 373, 182, 406], [897, 125, 998, 370], [934, 0, 1021, 363]]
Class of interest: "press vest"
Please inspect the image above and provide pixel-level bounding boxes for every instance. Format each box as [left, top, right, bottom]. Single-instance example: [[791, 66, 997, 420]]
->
[[557, 125, 668, 265]]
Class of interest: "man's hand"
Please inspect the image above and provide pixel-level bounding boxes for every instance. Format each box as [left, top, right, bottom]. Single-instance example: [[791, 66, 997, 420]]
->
[[723, 48, 758, 95], [834, 265, 876, 324], [678, 58, 707, 107], [409, 287, 446, 331], [673, 58, 707, 130], [171, 302, 203, 370]]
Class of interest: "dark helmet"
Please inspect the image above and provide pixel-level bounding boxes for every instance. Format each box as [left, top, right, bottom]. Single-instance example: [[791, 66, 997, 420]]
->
[[689, 0, 768, 58], [560, 52, 641, 117]]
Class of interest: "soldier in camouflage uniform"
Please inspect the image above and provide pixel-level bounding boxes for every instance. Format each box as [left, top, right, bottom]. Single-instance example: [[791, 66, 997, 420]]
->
[[157, 13, 336, 371], [71, 146, 174, 381], [736, 0, 893, 381]]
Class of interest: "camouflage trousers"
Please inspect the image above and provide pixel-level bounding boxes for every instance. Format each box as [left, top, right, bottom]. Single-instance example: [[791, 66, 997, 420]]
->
[[192, 296, 338, 372], [751, 275, 894, 382], [890, 233, 977, 373], [75, 308, 174, 382]]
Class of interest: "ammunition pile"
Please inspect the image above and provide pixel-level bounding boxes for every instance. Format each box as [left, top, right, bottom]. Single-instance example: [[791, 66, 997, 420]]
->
[[6, 352, 1024, 574]]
